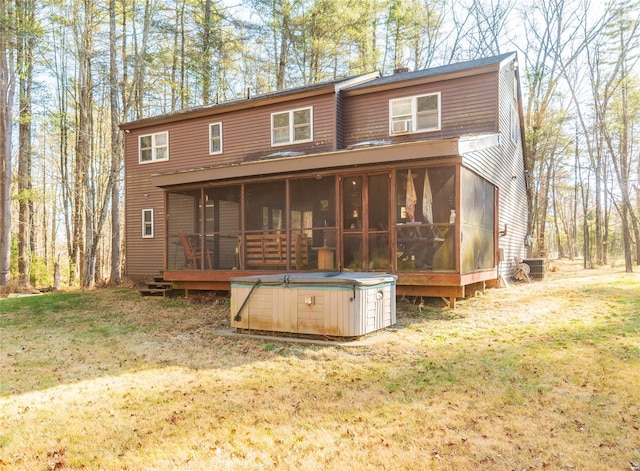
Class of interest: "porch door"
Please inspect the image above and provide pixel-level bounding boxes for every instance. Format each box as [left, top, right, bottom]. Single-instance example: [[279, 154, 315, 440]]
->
[[341, 174, 390, 271]]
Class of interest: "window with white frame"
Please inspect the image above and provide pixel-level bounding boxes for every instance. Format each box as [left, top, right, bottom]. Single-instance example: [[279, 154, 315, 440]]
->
[[389, 93, 440, 135], [209, 122, 222, 154], [139, 131, 169, 163], [271, 107, 313, 146], [510, 104, 519, 143], [142, 209, 154, 238]]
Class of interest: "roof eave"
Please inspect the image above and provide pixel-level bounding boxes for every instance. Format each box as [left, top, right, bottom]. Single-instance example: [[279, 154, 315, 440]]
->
[[149, 136, 499, 188]]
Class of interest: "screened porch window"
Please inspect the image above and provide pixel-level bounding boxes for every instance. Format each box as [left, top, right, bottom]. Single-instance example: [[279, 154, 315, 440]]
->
[[290, 176, 336, 270], [239, 180, 311, 271], [395, 166, 456, 272], [166, 187, 241, 270], [163, 165, 482, 276], [461, 168, 495, 272]]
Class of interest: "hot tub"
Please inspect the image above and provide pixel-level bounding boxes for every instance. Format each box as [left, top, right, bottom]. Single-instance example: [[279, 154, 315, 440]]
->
[[230, 272, 397, 337]]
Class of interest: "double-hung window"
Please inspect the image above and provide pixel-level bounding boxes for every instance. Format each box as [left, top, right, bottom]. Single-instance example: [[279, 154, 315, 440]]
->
[[271, 107, 313, 146], [139, 131, 169, 163], [209, 122, 223, 154], [389, 92, 440, 135], [142, 209, 154, 238], [510, 104, 519, 143]]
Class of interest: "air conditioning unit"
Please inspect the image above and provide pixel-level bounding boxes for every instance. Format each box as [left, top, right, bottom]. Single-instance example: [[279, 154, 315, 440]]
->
[[392, 119, 412, 134]]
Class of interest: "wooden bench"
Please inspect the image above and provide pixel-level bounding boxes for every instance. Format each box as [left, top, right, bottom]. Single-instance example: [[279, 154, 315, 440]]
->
[[239, 233, 309, 270]]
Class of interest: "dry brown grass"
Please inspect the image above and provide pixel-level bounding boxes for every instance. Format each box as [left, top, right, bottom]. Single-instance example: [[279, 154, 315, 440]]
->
[[0, 260, 638, 470]]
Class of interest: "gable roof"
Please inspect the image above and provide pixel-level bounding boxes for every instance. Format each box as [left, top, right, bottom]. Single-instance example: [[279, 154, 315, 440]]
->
[[342, 52, 517, 96], [120, 52, 518, 131], [119, 71, 380, 130]]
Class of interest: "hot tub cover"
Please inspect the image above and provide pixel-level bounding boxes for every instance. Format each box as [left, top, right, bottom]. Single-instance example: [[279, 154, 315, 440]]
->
[[230, 272, 397, 287]]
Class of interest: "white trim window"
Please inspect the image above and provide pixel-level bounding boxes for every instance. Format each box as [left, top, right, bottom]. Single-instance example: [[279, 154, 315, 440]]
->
[[209, 122, 223, 154], [139, 131, 169, 163], [389, 92, 441, 135], [142, 209, 154, 238], [510, 104, 519, 143], [271, 106, 313, 146]]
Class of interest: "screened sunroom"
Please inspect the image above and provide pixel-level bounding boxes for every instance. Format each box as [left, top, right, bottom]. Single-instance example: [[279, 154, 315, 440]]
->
[[161, 162, 497, 285]]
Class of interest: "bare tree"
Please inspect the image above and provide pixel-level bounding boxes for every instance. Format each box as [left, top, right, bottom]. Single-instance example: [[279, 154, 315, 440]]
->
[[384, 0, 445, 72], [109, 0, 122, 284], [558, 0, 640, 270], [595, 1, 640, 271], [16, 0, 37, 287], [519, 0, 581, 256], [0, 0, 15, 286], [466, 0, 514, 57]]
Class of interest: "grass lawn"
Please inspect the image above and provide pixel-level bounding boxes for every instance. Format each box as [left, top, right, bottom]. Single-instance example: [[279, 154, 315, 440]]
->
[[0, 261, 638, 470]]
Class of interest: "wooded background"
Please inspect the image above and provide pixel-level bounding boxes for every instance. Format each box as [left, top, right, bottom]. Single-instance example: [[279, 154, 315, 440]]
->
[[1, 0, 638, 289]]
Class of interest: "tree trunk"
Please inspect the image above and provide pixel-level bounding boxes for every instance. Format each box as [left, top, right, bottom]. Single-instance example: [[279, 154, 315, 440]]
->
[[0, 0, 14, 286], [201, 0, 212, 104], [109, 0, 121, 284], [552, 163, 564, 258], [131, 0, 152, 119], [76, 0, 93, 287], [594, 148, 603, 266], [171, 0, 184, 111], [17, 0, 36, 287]]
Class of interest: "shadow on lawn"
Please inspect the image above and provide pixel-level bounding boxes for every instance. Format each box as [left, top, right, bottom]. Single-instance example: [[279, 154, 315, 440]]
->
[[1, 276, 637, 398]]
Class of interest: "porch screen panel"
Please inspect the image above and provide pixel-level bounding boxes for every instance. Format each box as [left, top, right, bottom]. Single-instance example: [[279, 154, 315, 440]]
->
[[368, 174, 390, 271], [242, 181, 287, 270], [166, 191, 200, 270], [203, 186, 241, 270], [343, 176, 363, 270], [460, 168, 495, 272], [396, 166, 456, 272], [290, 176, 336, 270]]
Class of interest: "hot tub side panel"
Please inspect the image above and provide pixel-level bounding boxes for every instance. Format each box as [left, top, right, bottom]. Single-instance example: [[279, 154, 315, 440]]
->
[[231, 284, 355, 335], [295, 287, 352, 335], [231, 286, 285, 332], [231, 278, 396, 337], [355, 284, 396, 336]]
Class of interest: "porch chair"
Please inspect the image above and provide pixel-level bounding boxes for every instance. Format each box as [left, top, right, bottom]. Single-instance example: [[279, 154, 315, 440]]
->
[[177, 230, 212, 269]]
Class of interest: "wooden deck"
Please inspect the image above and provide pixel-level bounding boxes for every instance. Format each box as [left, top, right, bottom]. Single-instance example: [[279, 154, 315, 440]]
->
[[159, 267, 497, 308]]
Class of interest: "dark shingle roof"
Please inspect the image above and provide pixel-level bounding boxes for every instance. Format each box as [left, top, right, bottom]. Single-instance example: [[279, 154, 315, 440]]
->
[[120, 53, 516, 129], [344, 52, 517, 92], [120, 72, 380, 129]]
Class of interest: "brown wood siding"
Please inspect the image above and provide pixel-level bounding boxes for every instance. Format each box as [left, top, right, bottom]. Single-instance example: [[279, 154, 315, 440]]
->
[[127, 94, 337, 173], [461, 61, 527, 278], [124, 131, 166, 277], [123, 60, 528, 287], [342, 72, 499, 146], [335, 91, 344, 150], [124, 93, 338, 277]]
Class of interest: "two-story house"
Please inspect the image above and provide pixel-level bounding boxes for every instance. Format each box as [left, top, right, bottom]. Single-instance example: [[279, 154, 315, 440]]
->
[[120, 52, 528, 307]]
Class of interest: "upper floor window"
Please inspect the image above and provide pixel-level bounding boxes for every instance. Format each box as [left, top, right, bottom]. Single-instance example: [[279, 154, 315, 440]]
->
[[209, 122, 222, 154], [142, 209, 154, 238], [271, 107, 313, 146], [510, 104, 519, 143], [139, 131, 169, 163], [389, 93, 440, 135]]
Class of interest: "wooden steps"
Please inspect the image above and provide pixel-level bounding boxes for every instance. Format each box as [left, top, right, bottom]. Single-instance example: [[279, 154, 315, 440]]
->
[[138, 276, 174, 297]]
